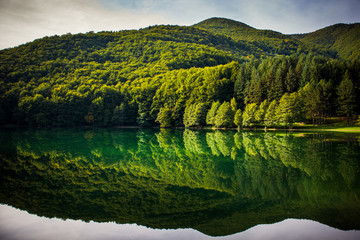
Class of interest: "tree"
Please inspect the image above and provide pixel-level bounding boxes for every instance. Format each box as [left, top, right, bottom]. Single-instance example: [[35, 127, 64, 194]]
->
[[184, 103, 208, 127], [337, 71, 356, 124], [184, 104, 196, 127], [285, 66, 298, 93], [234, 109, 243, 129], [214, 102, 235, 128], [301, 81, 321, 125], [264, 100, 278, 127], [234, 65, 249, 109], [242, 103, 257, 127], [317, 79, 333, 124], [255, 100, 269, 125], [275, 92, 300, 128], [112, 102, 137, 126], [137, 103, 154, 127], [245, 67, 265, 105], [156, 106, 173, 127], [230, 97, 237, 112], [206, 101, 221, 125]]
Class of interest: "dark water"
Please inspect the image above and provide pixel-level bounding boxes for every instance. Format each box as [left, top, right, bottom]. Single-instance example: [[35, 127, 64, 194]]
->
[[0, 128, 360, 239]]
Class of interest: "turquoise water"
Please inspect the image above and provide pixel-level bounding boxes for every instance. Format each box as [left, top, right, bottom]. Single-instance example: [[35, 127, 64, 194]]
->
[[0, 128, 359, 239]]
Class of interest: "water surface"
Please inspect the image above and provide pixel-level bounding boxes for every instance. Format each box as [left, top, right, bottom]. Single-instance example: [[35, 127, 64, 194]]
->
[[0, 128, 359, 239]]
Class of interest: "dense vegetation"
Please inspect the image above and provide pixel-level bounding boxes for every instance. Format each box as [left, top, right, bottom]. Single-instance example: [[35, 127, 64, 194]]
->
[[292, 23, 360, 60], [0, 18, 359, 127], [0, 129, 359, 236]]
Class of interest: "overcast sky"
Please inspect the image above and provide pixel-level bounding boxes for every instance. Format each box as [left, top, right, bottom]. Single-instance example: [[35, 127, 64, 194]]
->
[[1, 0, 360, 50]]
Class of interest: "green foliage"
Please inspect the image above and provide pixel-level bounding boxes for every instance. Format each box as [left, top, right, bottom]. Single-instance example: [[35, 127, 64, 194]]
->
[[214, 102, 235, 128], [194, 17, 320, 57], [293, 23, 360, 60], [184, 103, 208, 127], [337, 71, 356, 122], [275, 92, 300, 127], [137, 103, 154, 127], [242, 103, 258, 127], [230, 97, 237, 111], [112, 102, 137, 126], [255, 99, 269, 124], [156, 106, 174, 127], [206, 101, 221, 125], [234, 109, 243, 128], [264, 100, 278, 127]]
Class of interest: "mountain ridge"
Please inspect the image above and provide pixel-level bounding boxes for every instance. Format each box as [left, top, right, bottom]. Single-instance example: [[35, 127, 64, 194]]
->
[[194, 17, 360, 60], [291, 22, 360, 60]]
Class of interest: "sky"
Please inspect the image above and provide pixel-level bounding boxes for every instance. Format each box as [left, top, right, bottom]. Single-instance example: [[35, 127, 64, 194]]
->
[[1, 204, 360, 240], [0, 0, 360, 50]]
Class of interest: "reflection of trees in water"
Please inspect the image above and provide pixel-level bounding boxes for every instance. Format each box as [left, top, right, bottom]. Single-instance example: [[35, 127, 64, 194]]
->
[[1, 129, 359, 194], [0, 129, 359, 235]]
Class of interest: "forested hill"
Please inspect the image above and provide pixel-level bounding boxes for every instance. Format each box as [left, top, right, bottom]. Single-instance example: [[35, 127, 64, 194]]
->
[[291, 23, 360, 60], [194, 17, 312, 56], [0, 18, 359, 127], [195, 17, 360, 60]]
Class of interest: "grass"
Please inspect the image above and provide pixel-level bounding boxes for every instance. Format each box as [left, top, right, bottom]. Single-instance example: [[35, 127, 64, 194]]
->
[[292, 120, 360, 133], [295, 126, 360, 133]]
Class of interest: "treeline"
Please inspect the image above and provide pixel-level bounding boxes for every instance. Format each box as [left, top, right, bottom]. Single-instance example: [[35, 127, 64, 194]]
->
[[158, 54, 360, 128], [1, 54, 359, 127], [178, 54, 360, 128]]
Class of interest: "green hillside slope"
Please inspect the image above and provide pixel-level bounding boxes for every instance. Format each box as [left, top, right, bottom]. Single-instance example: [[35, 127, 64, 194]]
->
[[194, 17, 287, 41], [292, 23, 360, 60], [193, 17, 320, 56]]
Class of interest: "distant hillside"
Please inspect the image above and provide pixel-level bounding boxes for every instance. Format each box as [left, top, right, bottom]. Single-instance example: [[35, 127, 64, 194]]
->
[[194, 17, 287, 41], [195, 17, 360, 60], [292, 23, 360, 60], [193, 17, 321, 56]]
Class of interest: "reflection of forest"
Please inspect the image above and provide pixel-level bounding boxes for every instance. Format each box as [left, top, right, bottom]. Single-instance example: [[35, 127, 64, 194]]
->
[[0, 129, 359, 236]]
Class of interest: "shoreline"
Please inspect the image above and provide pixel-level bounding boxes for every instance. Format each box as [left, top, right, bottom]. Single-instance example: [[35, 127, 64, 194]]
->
[[1, 125, 360, 133]]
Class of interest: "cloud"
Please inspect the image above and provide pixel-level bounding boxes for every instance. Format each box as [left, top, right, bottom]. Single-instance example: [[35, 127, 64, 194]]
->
[[225, 0, 360, 33], [0, 0, 168, 49], [0, 0, 359, 50]]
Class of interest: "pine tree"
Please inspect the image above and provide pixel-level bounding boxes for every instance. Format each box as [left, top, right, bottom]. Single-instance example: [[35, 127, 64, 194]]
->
[[337, 70, 356, 124], [246, 67, 265, 104], [230, 97, 237, 112], [285, 66, 298, 93], [317, 79, 332, 124]]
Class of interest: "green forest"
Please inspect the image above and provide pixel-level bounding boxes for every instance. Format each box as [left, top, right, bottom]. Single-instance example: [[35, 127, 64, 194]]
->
[[0, 17, 359, 128]]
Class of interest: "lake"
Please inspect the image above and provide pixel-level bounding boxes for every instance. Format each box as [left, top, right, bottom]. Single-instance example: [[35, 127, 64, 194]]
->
[[0, 128, 359, 240]]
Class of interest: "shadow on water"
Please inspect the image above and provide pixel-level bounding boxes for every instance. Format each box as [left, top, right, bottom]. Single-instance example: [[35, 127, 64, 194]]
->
[[0, 128, 359, 236]]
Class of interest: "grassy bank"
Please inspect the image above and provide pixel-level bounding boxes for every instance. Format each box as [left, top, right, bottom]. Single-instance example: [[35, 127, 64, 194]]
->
[[293, 126, 360, 133]]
